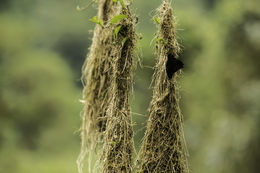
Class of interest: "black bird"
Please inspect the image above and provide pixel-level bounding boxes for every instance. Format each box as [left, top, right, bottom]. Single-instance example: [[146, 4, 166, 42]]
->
[[166, 53, 184, 79]]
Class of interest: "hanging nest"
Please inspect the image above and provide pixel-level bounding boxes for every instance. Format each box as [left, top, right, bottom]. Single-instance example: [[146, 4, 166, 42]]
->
[[138, 1, 189, 172], [101, 4, 137, 173], [78, 0, 122, 172]]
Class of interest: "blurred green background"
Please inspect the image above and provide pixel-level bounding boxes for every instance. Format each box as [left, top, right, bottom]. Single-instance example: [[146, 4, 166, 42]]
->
[[0, 0, 260, 172]]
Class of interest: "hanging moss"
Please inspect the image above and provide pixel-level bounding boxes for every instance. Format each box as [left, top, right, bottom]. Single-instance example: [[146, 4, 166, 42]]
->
[[138, 1, 189, 172], [77, 0, 121, 172], [101, 4, 137, 173]]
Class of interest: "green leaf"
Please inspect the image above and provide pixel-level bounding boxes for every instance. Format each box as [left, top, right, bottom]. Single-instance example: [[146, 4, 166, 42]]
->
[[114, 25, 122, 40], [153, 17, 160, 24], [110, 14, 128, 25], [99, 19, 104, 27], [119, 0, 126, 9], [112, 0, 118, 2], [121, 37, 129, 47], [89, 16, 99, 24], [89, 16, 104, 27]]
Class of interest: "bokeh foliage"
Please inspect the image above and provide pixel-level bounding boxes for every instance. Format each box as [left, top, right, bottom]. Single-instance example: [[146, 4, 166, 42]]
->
[[0, 0, 260, 173]]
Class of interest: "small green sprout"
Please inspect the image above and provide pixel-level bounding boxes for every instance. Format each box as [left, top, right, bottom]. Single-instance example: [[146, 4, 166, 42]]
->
[[110, 14, 128, 25], [114, 25, 122, 40], [121, 37, 129, 47], [119, 0, 126, 9], [89, 16, 104, 27], [153, 17, 160, 24]]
